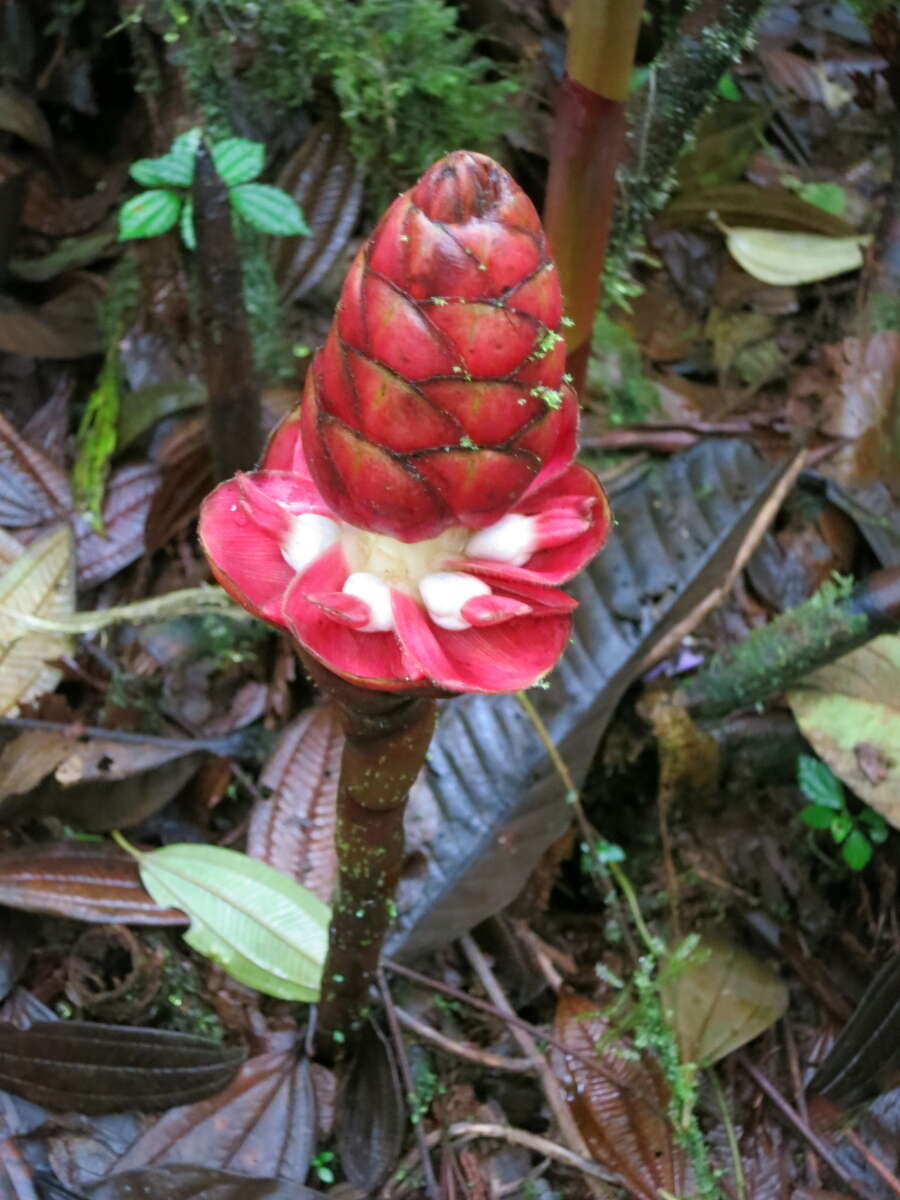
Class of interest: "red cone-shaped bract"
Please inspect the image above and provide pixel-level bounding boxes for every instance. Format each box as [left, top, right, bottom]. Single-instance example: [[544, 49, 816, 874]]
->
[[199, 152, 611, 694], [302, 151, 574, 542]]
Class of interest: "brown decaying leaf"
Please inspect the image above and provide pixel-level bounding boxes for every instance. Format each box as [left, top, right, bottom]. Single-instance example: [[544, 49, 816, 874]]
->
[[76, 463, 161, 589], [664, 183, 856, 238], [0, 86, 52, 148], [111, 1045, 316, 1183], [0, 1021, 243, 1113], [0, 841, 187, 926], [820, 332, 900, 489], [661, 932, 789, 1066], [144, 418, 212, 554], [271, 119, 365, 303], [336, 1027, 405, 1192], [808, 951, 900, 1109], [0, 281, 104, 358], [0, 525, 74, 716], [87, 1164, 328, 1199], [248, 703, 343, 904], [0, 411, 71, 527], [552, 990, 688, 1200]]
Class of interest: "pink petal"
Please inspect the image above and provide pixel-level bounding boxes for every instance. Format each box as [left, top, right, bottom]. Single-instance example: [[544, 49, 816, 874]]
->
[[455, 568, 578, 612], [199, 478, 296, 626], [304, 590, 371, 628], [518, 384, 579, 499], [391, 590, 571, 693], [461, 594, 532, 625], [261, 402, 314, 480], [284, 547, 414, 688]]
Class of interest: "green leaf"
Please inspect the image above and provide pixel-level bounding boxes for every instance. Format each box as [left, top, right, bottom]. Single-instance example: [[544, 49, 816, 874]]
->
[[797, 754, 844, 810], [798, 181, 846, 217], [211, 137, 265, 186], [127, 840, 329, 1001], [830, 812, 853, 844], [72, 354, 119, 529], [118, 190, 182, 241], [842, 829, 872, 870], [229, 184, 311, 236], [180, 194, 196, 251], [799, 804, 837, 830], [717, 72, 741, 100], [129, 127, 200, 188], [859, 807, 889, 843]]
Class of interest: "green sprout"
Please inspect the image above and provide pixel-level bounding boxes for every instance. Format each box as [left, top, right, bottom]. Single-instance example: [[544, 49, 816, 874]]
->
[[118, 128, 309, 248], [797, 754, 888, 870]]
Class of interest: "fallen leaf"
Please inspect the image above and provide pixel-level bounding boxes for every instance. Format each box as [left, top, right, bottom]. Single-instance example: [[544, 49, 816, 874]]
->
[[665, 183, 857, 237], [721, 225, 869, 286], [132, 842, 330, 1001], [336, 1028, 404, 1192], [0, 1022, 243, 1113], [271, 120, 365, 303], [248, 703, 343, 904], [111, 1048, 316, 1183], [0, 525, 74, 716], [0, 284, 104, 358], [788, 634, 900, 829], [75, 462, 161, 589], [820, 332, 900, 489], [9, 228, 117, 283], [661, 932, 789, 1065], [87, 1165, 327, 1199], [808, 952, 900, 1108], [0, 411, 71, 527], [552, 990, 687, 1200], [0, 841, 187, 925], [0, 85, 51, 148]]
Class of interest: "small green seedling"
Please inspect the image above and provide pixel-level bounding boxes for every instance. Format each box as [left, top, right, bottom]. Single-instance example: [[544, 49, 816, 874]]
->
[[797, 754, 888, 870], [118, 128, 310, 247], [310, 1150, 336, 1185]]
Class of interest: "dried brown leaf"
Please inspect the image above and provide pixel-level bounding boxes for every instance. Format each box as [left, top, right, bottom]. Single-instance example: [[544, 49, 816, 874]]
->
[[552, 990, 688, 1200], [271, 120, 365, 303], [661, 932, 788, 1065], [820, 332, 900, 489], [0, 86, 51, 148], [111, 1046, 316, 1183], [0, 841, 187, 926], [0, 411, 71, 527], [0, 525, 74, 716], [336, 1028, 404, 1192], [87, 1165, 327, 1199], [248, 704, 343, 904], [76, 463, 161, 588], [0, 283, 103, 358], [0, 1021, 243, 1113]]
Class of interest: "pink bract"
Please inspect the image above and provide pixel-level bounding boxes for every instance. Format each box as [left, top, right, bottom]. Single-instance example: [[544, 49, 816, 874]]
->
[[199, 151, 611, 694]]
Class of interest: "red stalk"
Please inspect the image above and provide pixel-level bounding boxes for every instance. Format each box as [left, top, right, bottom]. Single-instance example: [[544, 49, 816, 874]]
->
[[543, 0, 644, 394]]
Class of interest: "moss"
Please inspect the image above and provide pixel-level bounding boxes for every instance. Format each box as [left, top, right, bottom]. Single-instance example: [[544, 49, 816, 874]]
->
[[588, 312, 661, 425], [169, 0, 517, 208]]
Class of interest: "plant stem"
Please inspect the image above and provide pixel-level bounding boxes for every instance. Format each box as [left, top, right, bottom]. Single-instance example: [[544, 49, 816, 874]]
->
[[192, 142, 262, 481], [307, 661, 436, 1055], [677, 567, 900, 719], [543, 0, 644, 393]]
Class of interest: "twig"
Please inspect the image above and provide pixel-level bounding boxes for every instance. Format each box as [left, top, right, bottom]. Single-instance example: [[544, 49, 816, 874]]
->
[[639, 446, 808, 678], [377, 972, 440, 1200], [460, 934, 613, 1200], [783, 1019, 821, 1189], [679, 563, 900, 718], [843, 1127, 900, 1198], [0, 714, 241, 755], [739, 1056, 869, 1198], [447, 1122, 616, 1183], [393, 1005, 537, 1073]]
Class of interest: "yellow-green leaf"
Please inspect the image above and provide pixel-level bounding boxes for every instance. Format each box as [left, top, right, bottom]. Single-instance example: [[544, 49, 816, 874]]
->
[[721, 224, 871, 286], [129, 841, 330, 1001], [0, 526, 74, 715], [788, 634, 900, 831], [661, 932, 788, 1065]]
